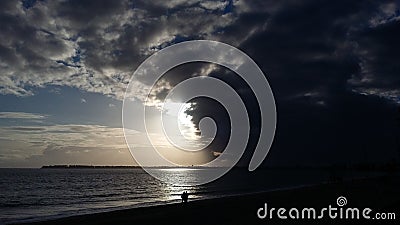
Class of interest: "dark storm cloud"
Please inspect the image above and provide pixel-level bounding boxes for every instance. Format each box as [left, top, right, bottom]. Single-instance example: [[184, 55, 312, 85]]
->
[[240, 1, 374, 98], [232, 0, 400, 166], [349, 19, 400, 102], [176, 0, 400, 166], [1, 0, 397, 101], [1, 0, 399, 166]]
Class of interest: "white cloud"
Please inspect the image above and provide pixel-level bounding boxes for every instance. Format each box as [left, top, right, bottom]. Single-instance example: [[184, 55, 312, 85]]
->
[[0, 123, 212, 167], [351, 87, 400, 103], [146, 0, 202, 9], [200, 1, 229, 11], [0, 0, 249, 102], [0, 112, 47, 119], [0, 124, 134, 167], [369, 2, 400, 27]]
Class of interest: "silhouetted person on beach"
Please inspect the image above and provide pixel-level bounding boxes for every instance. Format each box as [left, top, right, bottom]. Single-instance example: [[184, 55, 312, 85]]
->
[[181, 191, 188, 203]]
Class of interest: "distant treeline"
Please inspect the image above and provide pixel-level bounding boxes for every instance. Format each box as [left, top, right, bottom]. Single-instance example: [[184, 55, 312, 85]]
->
[[41, 165, 141, 169]]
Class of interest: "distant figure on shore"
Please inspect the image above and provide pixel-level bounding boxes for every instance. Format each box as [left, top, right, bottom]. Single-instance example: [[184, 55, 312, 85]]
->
[[181, 191, 188, 203]]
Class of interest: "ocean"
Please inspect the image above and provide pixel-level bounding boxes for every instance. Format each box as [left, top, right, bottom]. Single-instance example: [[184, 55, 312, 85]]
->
[[0, 167, 382, 224]]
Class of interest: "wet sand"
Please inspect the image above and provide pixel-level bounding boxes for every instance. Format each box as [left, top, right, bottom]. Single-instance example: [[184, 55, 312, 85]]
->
[[19, 176, 400, 225]]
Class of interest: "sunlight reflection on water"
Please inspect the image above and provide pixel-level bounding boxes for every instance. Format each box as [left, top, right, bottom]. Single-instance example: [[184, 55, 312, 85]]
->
[[149, 168, 211, 187]]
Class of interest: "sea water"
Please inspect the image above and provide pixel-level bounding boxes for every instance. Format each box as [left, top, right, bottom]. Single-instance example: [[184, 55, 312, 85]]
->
[[0, 167, 382, 224]]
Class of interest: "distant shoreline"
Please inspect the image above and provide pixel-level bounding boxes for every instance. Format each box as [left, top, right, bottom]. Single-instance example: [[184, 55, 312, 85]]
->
[[40, 165, 217, 169], [40, 163, 400, 171], [42, 165, 143, 169]]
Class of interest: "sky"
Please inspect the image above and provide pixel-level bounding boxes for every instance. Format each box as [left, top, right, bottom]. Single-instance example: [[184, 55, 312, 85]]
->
[[0, 0, 400, 168]]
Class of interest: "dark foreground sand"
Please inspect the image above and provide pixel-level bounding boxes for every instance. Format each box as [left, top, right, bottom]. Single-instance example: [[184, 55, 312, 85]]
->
[[19, 176, 399, 225]]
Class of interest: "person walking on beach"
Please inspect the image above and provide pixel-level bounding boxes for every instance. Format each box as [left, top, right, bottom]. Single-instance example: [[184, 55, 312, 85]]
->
[[181, 191, 188, 203]]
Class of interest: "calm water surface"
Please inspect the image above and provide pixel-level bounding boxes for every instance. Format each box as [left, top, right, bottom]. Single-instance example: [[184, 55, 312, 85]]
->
[[0, 168, 381, 224]]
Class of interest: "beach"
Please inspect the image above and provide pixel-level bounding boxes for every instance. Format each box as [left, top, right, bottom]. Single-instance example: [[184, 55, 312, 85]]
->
[[18, 176, 400, 225]]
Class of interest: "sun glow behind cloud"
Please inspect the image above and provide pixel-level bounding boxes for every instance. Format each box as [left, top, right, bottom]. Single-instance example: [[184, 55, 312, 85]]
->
[[163, 102, 199, 141], [132, 101, 215, 166]]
